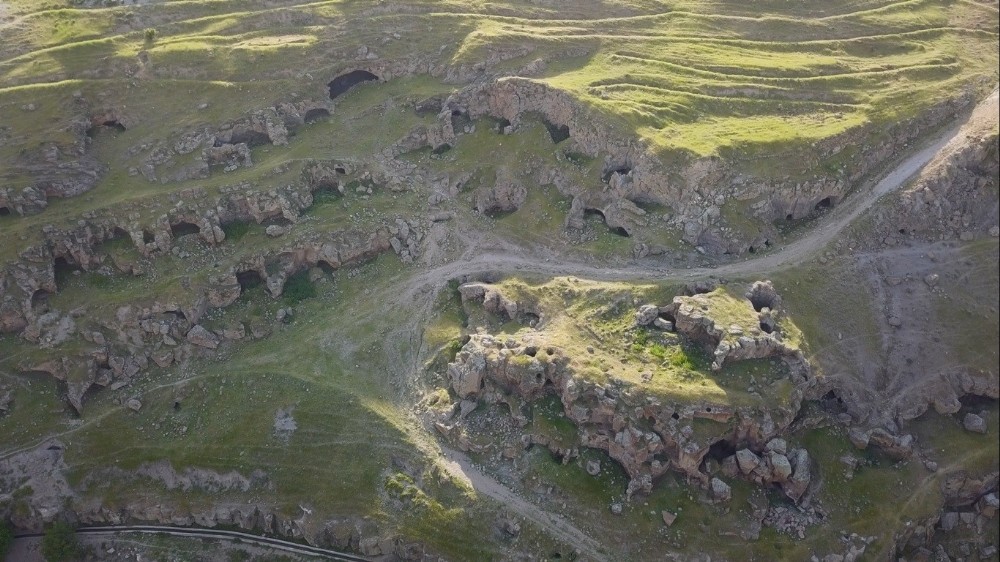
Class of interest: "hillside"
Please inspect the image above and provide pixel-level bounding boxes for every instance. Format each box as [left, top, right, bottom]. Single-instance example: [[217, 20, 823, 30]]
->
[[0, 1, 998, 561]]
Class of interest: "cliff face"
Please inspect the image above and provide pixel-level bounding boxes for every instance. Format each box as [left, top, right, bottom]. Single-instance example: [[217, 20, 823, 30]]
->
[[444, 281, 814, 502], [416, 77, 976, 254]]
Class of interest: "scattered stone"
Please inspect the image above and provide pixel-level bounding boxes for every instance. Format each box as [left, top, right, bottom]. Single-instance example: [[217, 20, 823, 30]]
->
[[586, 460, 601, 476], [634, 304, 659, 326], [977, 492, 998, 518], [710, 477, 732, 502], [126, 398, 142, 412], [923, 273, 939, 287], [736, 449, 761, 474], [652, 318, 674, 331], [963, 412, 987, 434], [610, 503, 623, 515], [770, 454, 793, 481], [765, 438, 787, 455], [186, 325, 220, 349], [265, 225, 288, 237], [661, 511, 677, 526]]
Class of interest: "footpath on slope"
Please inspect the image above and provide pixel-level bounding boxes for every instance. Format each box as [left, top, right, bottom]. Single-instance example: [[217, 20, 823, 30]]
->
[[416, 88, 996, 556]]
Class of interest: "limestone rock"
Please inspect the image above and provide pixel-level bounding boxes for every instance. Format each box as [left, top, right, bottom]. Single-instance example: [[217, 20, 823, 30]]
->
[[186, 325, 220, 349], [963, 412, 987, 434], [736, 449, 762, 474]]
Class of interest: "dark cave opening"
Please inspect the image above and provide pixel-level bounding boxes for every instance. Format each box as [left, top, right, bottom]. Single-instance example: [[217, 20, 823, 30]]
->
[[450, 109, 472, 132], [142, 230, 155, 244], [432, 143, 452, 155], [31, 289, 51, 310], [87, 120, 126, 138], [53, 256, 80, 287], [303, 108, 331, 123], [602, 166, 631, 183], [0, 207, 10, 216], [544, 120, 570, 143], [584, 209, 630, 237], [170, 221, 200, 238], [759, 321, 774, 334], [316, 260, 336, 274], [705, 439, 737, 464], [814, 196, 835, 211], [237, 270, 264, 293], [327, 70, 379, 99]]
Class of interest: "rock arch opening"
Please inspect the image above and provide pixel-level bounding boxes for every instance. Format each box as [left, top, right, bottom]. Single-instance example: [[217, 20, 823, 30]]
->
[[0, 207, 10, 216], [303, 108, 331, 123], [602, 166, 632, 183], [544, 120, 570, 143], [225, 129, 270, 147], [327, 70, 378, 99], [814, 196, 836, 211], [53, 256, 80, 287], [450, 109, 471, 132], [704, 438, 737, 464], [584, 209, 631, 237], [31, 289, 51, 310], [316, 260, 337, 274], [237, 270, 264, 293], [170, 221, 200, 238], [432, 143, 452, 155], [87, 119, 126, 138]]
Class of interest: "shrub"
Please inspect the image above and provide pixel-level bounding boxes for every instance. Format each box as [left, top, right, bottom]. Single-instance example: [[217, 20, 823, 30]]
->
[[0, 522, 13, 559], [144, 28, 157, 42], [281, 271, 316, 305], [41, 521, 80, 562]]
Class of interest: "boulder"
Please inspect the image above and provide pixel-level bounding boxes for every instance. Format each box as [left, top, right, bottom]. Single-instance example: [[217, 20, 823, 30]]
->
[[770, 453, 793, 482], [710, 477, 732, 502], [963, 412, 987, 434], [126, 398, 142, 412], [634, 304, 659, 327], [186, 325, 220, 349], [736, 449, 761, 474]]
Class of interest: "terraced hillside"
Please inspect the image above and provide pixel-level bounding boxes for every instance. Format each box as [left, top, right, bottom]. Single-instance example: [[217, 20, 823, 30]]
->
[[0, 1, 998, 561]]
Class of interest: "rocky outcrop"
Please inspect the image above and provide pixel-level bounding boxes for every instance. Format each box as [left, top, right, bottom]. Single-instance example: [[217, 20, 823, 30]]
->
[[661, 282, 807, 372], [445, 329, 807, 500], [415, 76, 979, 254], [475, 169, 526, 214]]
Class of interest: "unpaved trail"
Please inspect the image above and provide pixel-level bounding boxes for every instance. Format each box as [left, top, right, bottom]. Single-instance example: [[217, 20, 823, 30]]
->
[[398, 99, 978, 300], [438, 446, 610, 562], [404, 91, 994, 555]]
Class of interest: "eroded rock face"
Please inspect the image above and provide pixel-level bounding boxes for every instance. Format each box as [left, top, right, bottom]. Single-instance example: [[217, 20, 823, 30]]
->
[[662, 284, 807, 372], [444, 328, 807, 500], [475, 170, 526, 215]]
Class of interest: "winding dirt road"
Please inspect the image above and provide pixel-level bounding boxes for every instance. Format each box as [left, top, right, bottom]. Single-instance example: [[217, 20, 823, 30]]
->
[[418, 91, 995, 560]]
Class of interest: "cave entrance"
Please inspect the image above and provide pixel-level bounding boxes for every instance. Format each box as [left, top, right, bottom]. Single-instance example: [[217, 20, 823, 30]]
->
[[142, 230, 155, 244], [450, 109, 471, 132], [31, 289, 51, 310], [87, 120, 126, 138], [602, 166, 632, 183], [759, 321, 774, 334], [226, 129, 270, 147], [814, 196, 836, 211], [53, 256, 81, 287], [431, 143, 452, 155], [544, 120, 570, 143], [584, 209, 631, 237], [303, 108, 331, 124], [237, 270, 264, 293], [170, 221, 200, 238], [0, 207, 10, 216], [706, 439, 736, 461], [316, 260, 336, 275], [327, 70, 379, 99]]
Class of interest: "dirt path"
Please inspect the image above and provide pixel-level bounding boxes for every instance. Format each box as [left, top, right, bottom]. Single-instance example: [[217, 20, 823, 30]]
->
[[399, 92, 994, 555], [398, 102, 976, 299], [438, 446, 610, 562]]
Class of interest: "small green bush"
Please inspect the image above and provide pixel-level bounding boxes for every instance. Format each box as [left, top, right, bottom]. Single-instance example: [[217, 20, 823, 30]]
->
[[281, 271, 316, 305], [0, 522, 13, 559], [41, 521, 80, 562], [144, 28, 157, 42]]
